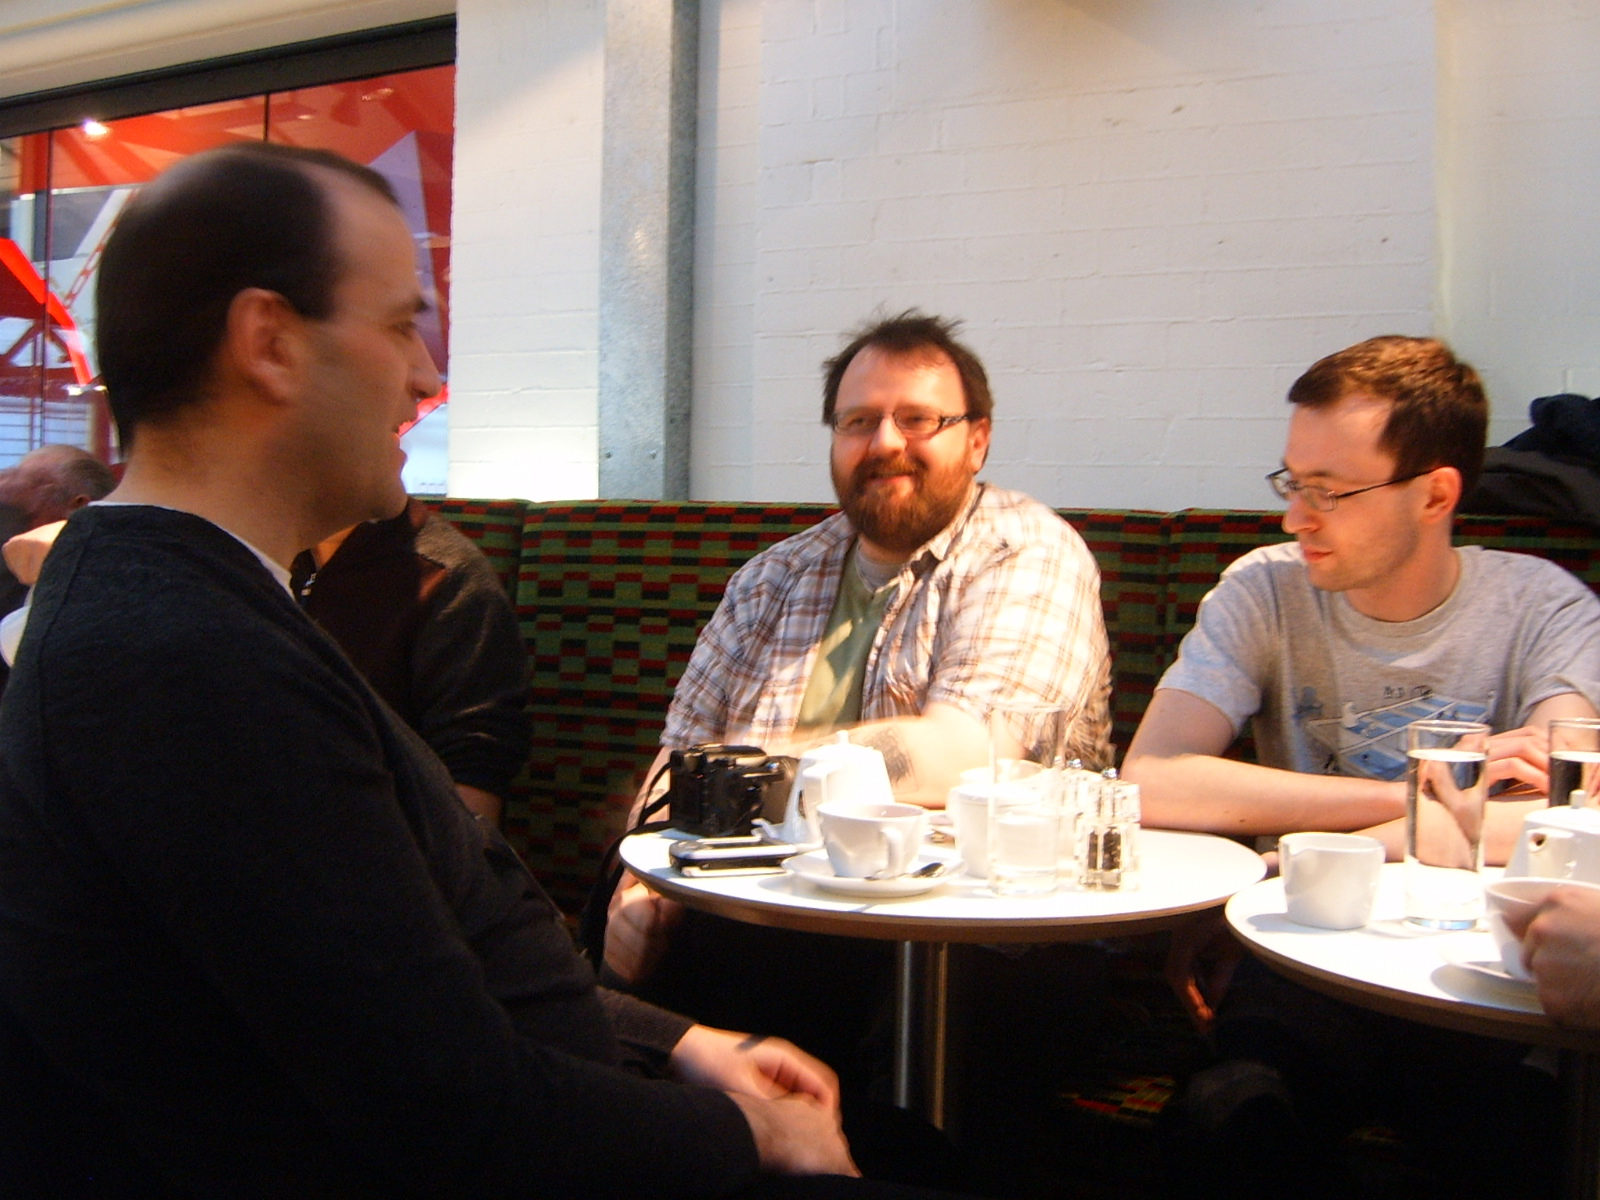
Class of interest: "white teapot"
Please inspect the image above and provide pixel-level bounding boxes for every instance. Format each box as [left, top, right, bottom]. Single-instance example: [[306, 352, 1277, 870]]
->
[[756, 733, 894, 848], [1505, 800, 1600, 883]]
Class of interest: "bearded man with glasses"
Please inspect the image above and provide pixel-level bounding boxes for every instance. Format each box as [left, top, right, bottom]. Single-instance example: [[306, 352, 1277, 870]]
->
[[599, 312, 1112, 1176], [1123, 335, 1600, 1198]]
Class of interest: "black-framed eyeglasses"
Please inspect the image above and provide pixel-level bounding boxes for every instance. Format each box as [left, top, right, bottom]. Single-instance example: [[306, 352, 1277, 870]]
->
[[1265, 467, 1429, 512], [829, 409, 973, 439]]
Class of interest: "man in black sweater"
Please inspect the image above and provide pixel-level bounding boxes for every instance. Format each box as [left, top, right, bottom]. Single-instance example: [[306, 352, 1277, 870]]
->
[[0, 142, 947, 1199]]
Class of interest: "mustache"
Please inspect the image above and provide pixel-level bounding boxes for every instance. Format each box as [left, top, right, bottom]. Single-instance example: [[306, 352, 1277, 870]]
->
[[856, 456, 922, 481]]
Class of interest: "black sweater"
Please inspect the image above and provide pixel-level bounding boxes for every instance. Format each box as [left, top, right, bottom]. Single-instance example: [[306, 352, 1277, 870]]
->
[[0, 506, 757, 1199]]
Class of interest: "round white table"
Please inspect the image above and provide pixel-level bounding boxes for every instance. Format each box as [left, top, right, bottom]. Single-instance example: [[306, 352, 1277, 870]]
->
[[1227, 864, 1600, 1199], [622, 827, 1265, 1124]]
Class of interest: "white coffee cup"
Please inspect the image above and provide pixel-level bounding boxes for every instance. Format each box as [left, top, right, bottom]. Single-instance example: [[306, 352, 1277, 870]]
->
[[947, 781, 1037, 877], [1278, 832, 1385, 929], [818, 801, 928, 879], [1484, 877, 1600, 981]]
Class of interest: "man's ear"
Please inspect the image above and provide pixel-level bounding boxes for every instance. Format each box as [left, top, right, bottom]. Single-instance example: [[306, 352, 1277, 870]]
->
[[967, 417, 992, 474], [1420, 465, 1461, 524], [220, 288, 304, 405]]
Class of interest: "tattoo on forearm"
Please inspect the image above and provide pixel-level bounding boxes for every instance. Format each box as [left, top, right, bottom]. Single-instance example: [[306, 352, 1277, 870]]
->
[[736, 1033, 769, 1052], [858, 730, 918, 791]]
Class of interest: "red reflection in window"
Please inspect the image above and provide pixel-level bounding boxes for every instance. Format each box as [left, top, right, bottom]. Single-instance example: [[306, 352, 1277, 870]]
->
[[0, 64, 454, 463]]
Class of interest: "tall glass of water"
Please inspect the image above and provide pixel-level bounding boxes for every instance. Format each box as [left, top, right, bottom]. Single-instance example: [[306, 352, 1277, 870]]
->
[[1404, 719, 1490, 928], [986, 705, 1069, 896], [1549, 718, 1600, 807]]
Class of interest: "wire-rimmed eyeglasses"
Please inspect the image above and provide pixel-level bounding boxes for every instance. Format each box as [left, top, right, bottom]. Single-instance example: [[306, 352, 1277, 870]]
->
[[1265, 467, 1429, 512], [828, 409, 973, 439]]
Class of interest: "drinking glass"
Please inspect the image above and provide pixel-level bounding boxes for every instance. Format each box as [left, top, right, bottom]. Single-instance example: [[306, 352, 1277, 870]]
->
[[985, 705, 1070, 896], [1404, 719, 1490, 928], [1549, 718, 1600, 807]]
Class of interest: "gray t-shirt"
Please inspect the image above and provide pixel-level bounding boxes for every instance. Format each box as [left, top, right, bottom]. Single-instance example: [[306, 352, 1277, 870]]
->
[[1159, 543, 1600, 780]]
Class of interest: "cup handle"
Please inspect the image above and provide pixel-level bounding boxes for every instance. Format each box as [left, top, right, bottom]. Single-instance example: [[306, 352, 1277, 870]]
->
[[872, 827, 909, 880]]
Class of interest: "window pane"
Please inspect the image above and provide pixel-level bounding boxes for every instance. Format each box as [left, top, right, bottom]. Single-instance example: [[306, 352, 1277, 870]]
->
[[0, 64, 455, 489]]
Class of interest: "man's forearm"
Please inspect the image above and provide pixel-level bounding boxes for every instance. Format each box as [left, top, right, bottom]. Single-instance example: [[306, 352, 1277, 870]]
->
[[1125, 750, 1407, 838], [824, 703, 989, 808]]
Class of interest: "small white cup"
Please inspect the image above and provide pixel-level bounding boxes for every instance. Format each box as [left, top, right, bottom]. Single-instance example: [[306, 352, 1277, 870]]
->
[[1278, 832, 1385, 929], [947, 782, 1034, 877], [819, 802, 927, 880], [1483, 877, 1600, 981]]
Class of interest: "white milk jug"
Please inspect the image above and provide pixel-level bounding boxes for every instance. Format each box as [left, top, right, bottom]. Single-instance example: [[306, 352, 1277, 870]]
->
[[756, 733, 894, 848], [1505, 803, 1600, 883]]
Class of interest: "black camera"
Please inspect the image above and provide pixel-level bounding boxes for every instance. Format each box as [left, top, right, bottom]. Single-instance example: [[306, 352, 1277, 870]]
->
[[667, 744, 795, 836]]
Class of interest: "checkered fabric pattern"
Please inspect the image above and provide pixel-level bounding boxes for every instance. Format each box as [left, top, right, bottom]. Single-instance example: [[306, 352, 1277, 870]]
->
[[420, 498, 524, 597], [1059, 510, 1169, 756]]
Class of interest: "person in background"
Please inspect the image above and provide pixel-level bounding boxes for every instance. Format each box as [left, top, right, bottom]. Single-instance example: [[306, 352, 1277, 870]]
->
[[292, 499, 531, 824], [1124, 336, 1600, 857], [1123, 335, 1600, 1198], [0, 444, 116, 617], [600, 312, 1113, 1189], [0, 140, 966, 1200], [606, 310, 1113, 990]]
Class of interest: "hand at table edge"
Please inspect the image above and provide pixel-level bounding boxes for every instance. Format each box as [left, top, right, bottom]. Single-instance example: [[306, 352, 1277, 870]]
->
[[669, 1023, 841, 1112]]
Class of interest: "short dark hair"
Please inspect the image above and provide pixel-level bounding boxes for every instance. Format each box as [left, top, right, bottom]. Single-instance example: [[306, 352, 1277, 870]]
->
[[95, 142, 398, 449], [1287, 336, 1488, 497], [821, 310, 993, 424]]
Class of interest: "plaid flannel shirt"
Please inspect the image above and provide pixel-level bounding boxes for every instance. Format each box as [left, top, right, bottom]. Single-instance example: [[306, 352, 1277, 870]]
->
[[663, 483, 1113, 767]]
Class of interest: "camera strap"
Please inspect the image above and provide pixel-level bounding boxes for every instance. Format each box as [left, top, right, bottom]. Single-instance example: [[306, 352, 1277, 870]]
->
[[577, 758, 676, 970]]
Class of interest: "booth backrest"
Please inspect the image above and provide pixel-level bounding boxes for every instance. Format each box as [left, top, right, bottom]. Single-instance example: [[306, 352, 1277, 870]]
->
[[423, 498, 1600, 915]]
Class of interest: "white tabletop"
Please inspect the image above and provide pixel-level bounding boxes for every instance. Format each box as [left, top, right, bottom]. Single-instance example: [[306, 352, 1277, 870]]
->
[[1226, 863, 1600, 1053], [620, 828, 1266, 944]]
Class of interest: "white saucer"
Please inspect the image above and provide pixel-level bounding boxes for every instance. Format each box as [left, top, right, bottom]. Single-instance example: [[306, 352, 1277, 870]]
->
[[786, 850, 950, 897], [1439, 931, 1535, 989]]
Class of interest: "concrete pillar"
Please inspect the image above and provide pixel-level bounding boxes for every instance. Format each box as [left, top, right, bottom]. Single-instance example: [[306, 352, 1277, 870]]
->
[[597, 0, 698, 499]]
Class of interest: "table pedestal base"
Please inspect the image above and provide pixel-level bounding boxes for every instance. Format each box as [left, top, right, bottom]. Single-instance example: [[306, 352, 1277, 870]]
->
[[893, 941, 951, 1127]]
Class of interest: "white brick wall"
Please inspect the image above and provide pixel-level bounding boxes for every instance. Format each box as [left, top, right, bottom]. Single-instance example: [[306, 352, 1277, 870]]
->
[[691, 0, 1438, 507], [448, 0, 604, 500], [25, 0, 1590, 507], [1438, 0, 1600, 445]]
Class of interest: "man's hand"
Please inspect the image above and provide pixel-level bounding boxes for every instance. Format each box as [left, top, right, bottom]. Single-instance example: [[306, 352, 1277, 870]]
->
[[1164, 910, 1244, 1033], [677, 1024, 853, 1180], [1482, 725, 1551, 794], [1507, 885, 1600, 1028], [670, 1024, 840, 1111], [603, 876, 684, 985], [3, 519, 65, 586], [728, 1093, 859, 1177]]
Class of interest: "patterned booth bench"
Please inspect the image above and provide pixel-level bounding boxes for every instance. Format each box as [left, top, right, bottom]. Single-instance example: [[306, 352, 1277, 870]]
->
[[422, 498, 1600, 918]]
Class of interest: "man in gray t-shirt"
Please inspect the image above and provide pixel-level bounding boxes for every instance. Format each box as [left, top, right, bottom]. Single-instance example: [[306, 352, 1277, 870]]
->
[[1125, 337, 1600, 861], [1124, 336, 1587, 1197]]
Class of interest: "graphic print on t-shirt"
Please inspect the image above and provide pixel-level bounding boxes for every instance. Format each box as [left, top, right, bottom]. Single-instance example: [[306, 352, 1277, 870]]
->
[[1302, 690, 1492, 779]]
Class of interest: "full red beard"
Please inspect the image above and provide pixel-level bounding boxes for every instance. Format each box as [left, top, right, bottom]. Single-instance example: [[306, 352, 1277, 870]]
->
[[832, 452, 972, 557]]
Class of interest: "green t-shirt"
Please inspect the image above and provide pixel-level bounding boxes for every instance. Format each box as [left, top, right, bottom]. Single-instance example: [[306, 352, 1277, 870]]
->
[[795, 546, 898, 732]]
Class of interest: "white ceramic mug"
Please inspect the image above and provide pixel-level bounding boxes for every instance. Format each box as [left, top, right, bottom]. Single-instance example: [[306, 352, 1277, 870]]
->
[[819, 801, 927, 879], [758, 733, 893, 847], [1278, 832, 1385, 930], [1483, 877, 1600, 981], [947, 781, 1035, 877]]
